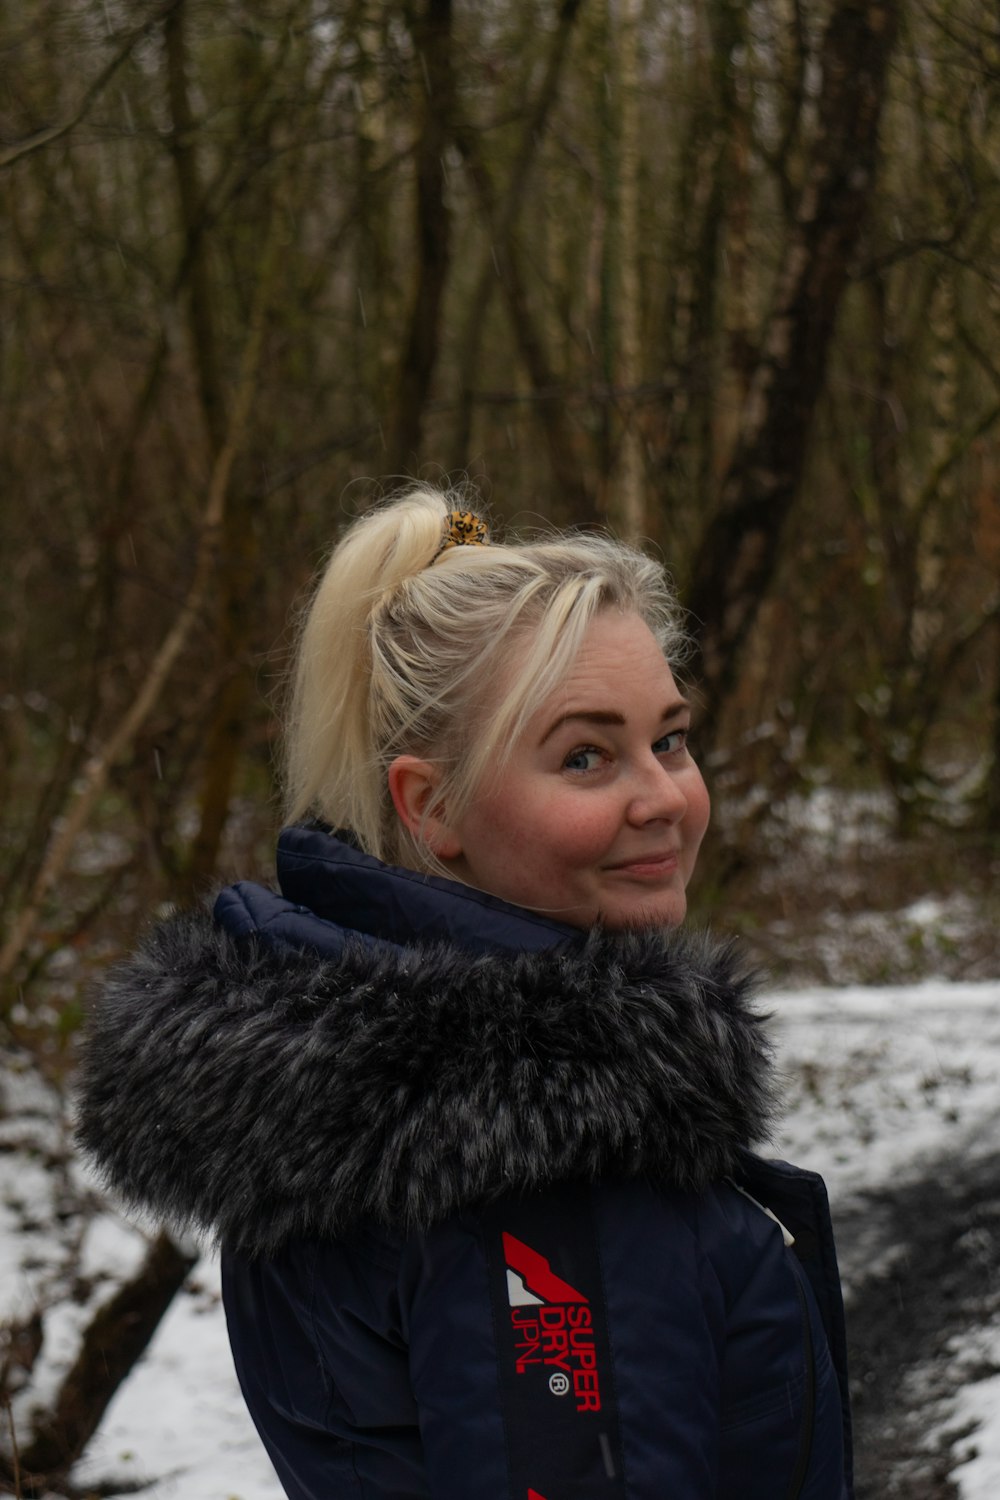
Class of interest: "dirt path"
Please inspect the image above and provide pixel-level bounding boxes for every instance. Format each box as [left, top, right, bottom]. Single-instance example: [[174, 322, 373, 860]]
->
[[836, 1150, 1000, 1498]]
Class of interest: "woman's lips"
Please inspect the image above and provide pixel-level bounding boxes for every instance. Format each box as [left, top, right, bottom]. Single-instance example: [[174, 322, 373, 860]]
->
[[606, 851, 681, 878]]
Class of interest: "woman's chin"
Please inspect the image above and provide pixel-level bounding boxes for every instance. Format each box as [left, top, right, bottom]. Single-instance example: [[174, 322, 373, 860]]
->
[[592, 892, 688, 932]]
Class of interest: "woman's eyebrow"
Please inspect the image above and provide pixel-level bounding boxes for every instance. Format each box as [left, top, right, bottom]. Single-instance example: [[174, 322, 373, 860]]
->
[[540, 701, 689, 745]]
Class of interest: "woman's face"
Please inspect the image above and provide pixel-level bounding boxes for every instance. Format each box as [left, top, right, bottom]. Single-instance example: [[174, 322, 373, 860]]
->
[[440, 610, 710, 930]]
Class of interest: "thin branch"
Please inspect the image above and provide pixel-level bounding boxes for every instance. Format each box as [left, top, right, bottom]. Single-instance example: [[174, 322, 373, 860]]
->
[[0, 200, 283, 998], [913, 400, 1000, 526], [0, 3, 181, 171], [959, 322, 1000, 395]]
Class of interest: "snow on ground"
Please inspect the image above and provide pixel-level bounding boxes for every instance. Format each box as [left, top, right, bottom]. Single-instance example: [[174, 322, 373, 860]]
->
[[71, 1255, 284, 1500], [3, 976, 1000, 1499], [768, 978, 1000, 1204], [939, 1324, 1000, 1500], [767, 977, 1000, 1499]]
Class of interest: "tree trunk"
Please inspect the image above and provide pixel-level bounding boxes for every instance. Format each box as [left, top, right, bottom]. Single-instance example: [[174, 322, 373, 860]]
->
[[611, 0, 645, 541], [385, 0, 454, 473], [165, 1, 227, 457], [447, 0, 586, 480], [166, 4, 277, 898], [686, 0, 900, 742]]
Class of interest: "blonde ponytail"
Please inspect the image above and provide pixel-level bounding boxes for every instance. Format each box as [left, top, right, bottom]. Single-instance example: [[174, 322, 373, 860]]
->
[[285, 486, 449, 841]]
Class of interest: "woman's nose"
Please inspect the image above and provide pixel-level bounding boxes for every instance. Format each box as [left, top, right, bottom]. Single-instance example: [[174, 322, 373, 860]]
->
[[626, 758, 689, 825]]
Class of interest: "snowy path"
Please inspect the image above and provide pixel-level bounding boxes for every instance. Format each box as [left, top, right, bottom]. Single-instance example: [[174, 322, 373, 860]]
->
[[4, 976, 1000, 1499], [836, 1149, 1000, 1500], [770, 980, 1000, 1500]]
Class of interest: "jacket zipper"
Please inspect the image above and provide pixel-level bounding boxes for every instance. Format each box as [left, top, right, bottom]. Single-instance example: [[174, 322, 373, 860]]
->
[[725, 1178, 796, 1246], [787, 1260, 816, 1500]]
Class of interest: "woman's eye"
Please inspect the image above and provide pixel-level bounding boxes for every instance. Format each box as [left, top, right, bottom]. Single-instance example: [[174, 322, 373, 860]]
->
[[563, 746, 605, 773], [654, 729, 689, 756]]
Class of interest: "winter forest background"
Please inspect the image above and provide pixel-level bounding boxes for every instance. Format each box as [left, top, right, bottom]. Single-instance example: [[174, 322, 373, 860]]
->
[[2, 0, 1000, 1497]]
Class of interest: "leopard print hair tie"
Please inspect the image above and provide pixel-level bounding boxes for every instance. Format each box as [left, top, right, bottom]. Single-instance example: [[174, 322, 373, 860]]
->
[[435, 509, 491, 557]]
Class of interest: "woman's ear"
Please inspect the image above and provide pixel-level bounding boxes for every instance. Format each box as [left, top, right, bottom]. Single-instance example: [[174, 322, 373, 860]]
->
[[387, 756, 462, 859]]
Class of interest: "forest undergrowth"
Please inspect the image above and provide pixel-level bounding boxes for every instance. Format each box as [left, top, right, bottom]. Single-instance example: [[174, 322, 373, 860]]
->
[[697, 787, 1000, 987]]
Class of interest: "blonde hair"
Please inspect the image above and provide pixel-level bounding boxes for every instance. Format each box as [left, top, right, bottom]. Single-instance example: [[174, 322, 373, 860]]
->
[[285, 484, 687, 869]]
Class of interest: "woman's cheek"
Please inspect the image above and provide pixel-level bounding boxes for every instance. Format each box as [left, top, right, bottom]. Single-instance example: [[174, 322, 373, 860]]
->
[[556, 807, 619, 863]]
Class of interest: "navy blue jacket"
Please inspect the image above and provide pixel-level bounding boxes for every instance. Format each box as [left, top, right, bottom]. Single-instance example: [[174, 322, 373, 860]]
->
[[78, 826, 853, 1499]]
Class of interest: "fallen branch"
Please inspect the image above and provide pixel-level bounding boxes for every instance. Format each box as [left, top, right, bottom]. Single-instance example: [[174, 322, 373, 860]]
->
[[2, 1232, 198, 1494]]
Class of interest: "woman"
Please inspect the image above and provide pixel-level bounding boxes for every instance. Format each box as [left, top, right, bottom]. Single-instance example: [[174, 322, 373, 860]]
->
[[78, 486, 853, 1499]]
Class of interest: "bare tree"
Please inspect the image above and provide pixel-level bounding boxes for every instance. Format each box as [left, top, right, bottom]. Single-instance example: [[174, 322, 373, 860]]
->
[[686, 0, 900, 742]]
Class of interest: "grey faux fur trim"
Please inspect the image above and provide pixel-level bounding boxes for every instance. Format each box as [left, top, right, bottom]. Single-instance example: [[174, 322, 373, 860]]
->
[[76, 912, 776, 1254]]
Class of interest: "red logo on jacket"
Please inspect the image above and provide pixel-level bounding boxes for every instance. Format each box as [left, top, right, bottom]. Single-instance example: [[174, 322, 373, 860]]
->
[[503, 1233, 602, 1413]]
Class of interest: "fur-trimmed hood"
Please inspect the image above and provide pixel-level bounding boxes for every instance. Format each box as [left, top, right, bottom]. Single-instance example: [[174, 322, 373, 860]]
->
[[76, 835, 777, 1256]]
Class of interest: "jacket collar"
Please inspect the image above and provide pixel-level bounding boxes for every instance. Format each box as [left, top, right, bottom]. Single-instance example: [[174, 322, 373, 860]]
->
[[78, 835, 777, 1255], [272, 825, 584, 957]]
